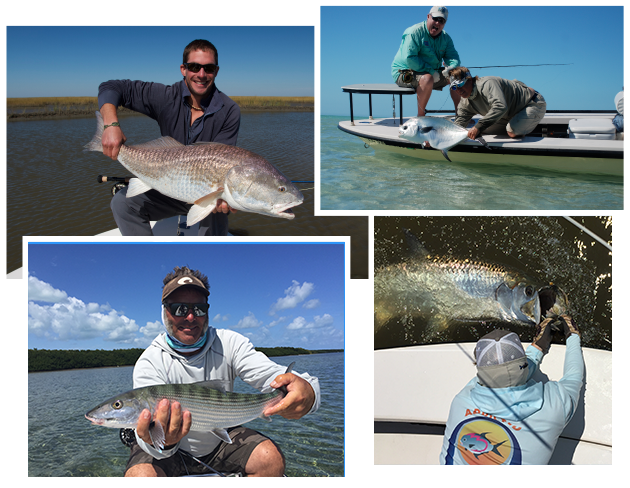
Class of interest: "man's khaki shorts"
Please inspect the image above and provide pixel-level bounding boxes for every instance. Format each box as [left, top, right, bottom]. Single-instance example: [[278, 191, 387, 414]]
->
[[125, 426, 277, 477], [507, 92, 547, 135], [395, 69, 450, 91]]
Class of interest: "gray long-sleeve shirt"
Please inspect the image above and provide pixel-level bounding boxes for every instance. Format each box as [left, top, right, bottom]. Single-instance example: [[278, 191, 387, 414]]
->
[[98, 79, 240, 146], [454, 76, 534, 133]]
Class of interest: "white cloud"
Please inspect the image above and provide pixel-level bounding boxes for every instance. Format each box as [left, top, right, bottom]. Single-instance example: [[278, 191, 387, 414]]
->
[[313, 314, 334, 328], [303, 299, 320, 309], [28, 275, 68, 303], [28, 277, 142, 344], [287, 316, 308, 330], [286, 314, 334, 330], [212, 313, 229, 323], [270, 280, 314, 314], [235, 312, 263, 329]]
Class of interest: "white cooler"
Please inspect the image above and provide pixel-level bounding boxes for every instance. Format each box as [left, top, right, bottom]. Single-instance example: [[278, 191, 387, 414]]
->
[[568, 118, 617, 140]]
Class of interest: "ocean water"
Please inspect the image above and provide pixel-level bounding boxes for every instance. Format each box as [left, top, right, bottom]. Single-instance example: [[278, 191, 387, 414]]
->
[[7, 112, 369, 278], [320, 115, 623, 210]]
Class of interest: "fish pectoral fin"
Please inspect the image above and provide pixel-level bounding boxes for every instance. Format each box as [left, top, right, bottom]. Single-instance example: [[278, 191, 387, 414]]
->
[[194, 188, 224, 207], [186, 189, 225, 226], [148, 420, 166, 452], [126, 178, 153, 197], [186, 204, 216, 227], [440, 150, 452, 162], [210, 428, 233, 444]]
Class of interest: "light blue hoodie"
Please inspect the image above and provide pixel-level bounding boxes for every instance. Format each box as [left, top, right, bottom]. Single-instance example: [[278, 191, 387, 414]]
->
[[440, 334, 584, 465]]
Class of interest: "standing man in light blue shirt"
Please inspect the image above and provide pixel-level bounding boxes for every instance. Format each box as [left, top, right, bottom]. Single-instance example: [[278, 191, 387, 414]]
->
[[391, 6, 461, 116]]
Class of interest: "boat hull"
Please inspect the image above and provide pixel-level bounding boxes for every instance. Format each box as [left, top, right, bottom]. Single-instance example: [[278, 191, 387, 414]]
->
[[339, 117, 623, 177]]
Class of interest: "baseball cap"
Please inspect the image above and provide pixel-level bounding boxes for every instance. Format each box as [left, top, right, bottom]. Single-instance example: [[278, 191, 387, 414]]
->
[[474, 329, 529, 388], [429, 6, 449, 21], [162, 272, 210, 301]]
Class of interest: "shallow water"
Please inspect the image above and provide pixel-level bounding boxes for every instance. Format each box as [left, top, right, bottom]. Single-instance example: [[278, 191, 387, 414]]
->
[[321, 116, 623, 211], [28, 353, 344, 477]]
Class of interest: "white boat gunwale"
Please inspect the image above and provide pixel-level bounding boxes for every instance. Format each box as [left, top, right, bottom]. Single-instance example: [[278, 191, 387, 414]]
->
[[339, 84, 623, 175]]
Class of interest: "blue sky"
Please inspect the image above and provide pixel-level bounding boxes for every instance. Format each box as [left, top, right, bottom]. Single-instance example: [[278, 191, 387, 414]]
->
[[27, 241, 345, 351], [7, 26, 314, 98], [321, 6, 624, 116]]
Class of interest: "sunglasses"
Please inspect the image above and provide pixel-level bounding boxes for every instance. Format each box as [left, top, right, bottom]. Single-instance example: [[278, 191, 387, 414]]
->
[[431, 15, 446, 24], [164, 302, 210, 317], [183, 62, 219, 74], [450, 79, 468, 91]]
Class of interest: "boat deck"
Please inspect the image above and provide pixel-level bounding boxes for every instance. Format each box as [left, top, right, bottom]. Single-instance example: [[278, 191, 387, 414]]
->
[[339, 84, 623, 176], [374, 343, 612, 465]]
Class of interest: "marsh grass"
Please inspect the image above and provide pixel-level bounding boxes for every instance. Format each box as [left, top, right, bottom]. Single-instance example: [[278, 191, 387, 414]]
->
[[8, 96, 313, 119]]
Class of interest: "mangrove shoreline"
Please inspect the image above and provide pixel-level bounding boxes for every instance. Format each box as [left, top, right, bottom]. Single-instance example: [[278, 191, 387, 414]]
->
[[28, 347, 342, 373]]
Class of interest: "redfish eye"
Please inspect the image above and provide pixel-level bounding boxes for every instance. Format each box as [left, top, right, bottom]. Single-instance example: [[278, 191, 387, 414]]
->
[[279, 186, 286, 192]]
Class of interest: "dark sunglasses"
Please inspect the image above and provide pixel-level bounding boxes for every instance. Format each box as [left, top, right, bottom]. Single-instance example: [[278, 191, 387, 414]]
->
[[163, 302, 210, 317], [431, 15, 446, 24], [183, 62, 219, 74]]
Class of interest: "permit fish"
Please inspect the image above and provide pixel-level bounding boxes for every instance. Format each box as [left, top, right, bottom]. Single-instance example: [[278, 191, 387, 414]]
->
[[398, 116, 491, 162], [374, 229, 568, 334], [460, 432, 507, 459], [85, 362, 295, 449], [84, 111, 303, 225]]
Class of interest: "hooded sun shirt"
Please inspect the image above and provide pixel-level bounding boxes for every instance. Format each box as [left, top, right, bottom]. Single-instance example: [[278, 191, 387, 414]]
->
[[440, 335, 584, 465]]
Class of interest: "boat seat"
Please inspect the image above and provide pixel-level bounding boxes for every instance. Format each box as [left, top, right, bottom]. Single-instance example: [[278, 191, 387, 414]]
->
[[568, 118, 617, 140]]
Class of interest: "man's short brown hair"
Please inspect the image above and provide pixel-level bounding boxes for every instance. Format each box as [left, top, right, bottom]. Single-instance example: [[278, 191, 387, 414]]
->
[[183, 39, 219, 65]]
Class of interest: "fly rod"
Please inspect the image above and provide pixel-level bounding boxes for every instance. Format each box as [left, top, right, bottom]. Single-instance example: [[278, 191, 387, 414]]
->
[[445, 63, 573, 69]]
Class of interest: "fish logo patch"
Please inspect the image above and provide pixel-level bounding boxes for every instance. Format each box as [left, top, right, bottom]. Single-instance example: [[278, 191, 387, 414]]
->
[[444, 417, 522, 465]]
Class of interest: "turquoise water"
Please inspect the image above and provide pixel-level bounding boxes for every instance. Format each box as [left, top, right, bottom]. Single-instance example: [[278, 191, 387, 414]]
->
[[320, 115, 623, 210]]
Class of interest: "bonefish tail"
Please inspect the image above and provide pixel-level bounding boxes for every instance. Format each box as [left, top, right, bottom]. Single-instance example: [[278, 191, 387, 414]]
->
[[83, 111, 104, 153]]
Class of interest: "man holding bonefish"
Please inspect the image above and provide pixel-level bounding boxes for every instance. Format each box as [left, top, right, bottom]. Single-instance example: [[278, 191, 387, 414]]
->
[[86, 266, 320, 477]]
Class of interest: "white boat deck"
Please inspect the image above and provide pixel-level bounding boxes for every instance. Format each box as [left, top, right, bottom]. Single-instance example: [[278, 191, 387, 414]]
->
[[374, 343, 612, 465]]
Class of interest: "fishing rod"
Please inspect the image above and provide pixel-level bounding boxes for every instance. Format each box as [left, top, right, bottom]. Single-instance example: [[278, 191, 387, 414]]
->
[[98, 175, 313, 184], [456, 63, 573, 69], [98, 175, 314, 196]]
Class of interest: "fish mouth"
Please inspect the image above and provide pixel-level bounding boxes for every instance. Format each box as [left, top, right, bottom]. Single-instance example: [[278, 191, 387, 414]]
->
[[85, 414, 103, 425], [275, 200, 303, 219], [539, 285, 567, 313], [538, 284, 569, 329]]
